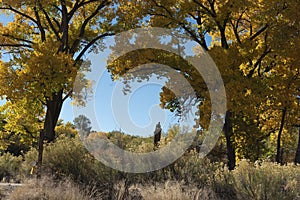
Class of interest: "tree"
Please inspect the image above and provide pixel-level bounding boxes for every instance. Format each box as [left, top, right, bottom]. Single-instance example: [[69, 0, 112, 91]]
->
[[107, 0, 300, 168], [0, 0, 136, 175], [73, 114, 92, 138], [0, 98, 43, 155]]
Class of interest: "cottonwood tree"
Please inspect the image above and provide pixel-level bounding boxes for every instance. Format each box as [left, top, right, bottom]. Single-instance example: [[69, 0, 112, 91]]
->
[[0, 0, 136, 175], [107, 0, 300, 168], [153, 0, 300, 166]]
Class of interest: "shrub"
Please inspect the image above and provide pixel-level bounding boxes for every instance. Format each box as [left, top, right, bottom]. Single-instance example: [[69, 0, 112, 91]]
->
[[0, 152, 23, 182], [232, 160, 300, 200], [24, 135, 123, 199]]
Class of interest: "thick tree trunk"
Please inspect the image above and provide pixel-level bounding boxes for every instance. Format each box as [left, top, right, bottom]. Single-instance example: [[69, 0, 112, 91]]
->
[[36, 90, 64, 177], [276, 107, 287, 164], [44, 90, 64, 142], [224, 111, 236, 170], [295, 127, 300, 164]]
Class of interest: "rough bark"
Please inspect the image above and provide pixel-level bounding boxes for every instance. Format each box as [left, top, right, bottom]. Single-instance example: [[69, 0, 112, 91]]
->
[[224, 110, 236, 170]]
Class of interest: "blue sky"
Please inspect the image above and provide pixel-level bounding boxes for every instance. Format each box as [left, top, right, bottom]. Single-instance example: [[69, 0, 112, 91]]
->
[[70, 47, 181, 136]]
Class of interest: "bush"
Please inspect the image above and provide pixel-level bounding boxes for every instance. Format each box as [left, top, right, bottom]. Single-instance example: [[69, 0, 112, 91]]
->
[[232, 160, 300, 200], [3, 133, 300, 200], [24, 135, 123, 199], [0, 153, 23, 182]]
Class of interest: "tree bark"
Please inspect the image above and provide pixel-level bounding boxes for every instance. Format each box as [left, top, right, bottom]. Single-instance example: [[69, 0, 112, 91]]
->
[[276, 107, 287, 164], [295, 127, 300, 164], [44, 90, 64, 142], [224, 110, 236, 170]]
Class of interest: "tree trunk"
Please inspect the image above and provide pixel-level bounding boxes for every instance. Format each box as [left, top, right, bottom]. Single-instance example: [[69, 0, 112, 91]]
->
[[295, 127, 300, 164], [36, 90, 64, 177], [44, 90, 64, 142], [36, 130, 44, 179], [224, 111, 236, 170], [276, 107, 287, 164]]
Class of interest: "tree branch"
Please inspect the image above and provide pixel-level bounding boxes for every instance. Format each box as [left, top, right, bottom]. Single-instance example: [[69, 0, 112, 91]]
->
[[60, 0, 69, 52], [0, 6, 38, 24], [62, 89, 73, 102], [37, 1, 61, 42], [1, 34, 34, 44], [250, 24, 268, 41], [33, 6, 46, 42], [0, 44, 32, 48], [70, 0, 110, 54], [192, 0, 214, 17], [75, 32, 115, 62]]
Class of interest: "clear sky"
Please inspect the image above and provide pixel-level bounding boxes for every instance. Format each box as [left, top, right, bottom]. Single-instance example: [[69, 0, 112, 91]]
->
[[69, 45, 182, 137], [63, 53, 180, 136]]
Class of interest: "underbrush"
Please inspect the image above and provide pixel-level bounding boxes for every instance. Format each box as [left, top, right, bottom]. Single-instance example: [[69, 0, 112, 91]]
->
[[231, 160, 300, 200], [0, 136, 299, 200]]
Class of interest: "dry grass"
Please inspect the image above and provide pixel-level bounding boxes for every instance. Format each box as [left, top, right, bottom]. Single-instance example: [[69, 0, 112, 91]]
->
[[7, 177, 99, 200], [128, 181, 219, 200], [6, 178, 220, 200]]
